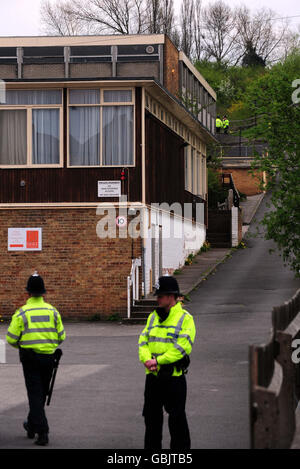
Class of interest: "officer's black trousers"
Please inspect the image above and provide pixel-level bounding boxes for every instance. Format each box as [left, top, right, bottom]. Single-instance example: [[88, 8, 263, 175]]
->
[[20, 349, 54, 435], [143, 373, 191, 450]]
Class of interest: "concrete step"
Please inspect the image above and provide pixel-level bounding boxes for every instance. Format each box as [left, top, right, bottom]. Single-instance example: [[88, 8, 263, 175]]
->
[[134, 299, 157, 306], [132, 304, 155, 313]]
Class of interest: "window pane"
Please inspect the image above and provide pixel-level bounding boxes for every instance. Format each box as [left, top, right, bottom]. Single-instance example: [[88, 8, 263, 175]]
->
[[32, 109, 60, 164], [102, 106, 133, 166], [69, 107, 100, 166], [69, 89, 100, 105], [103, 90, 132, 103], [197, 152, 201, 195], [3, 89, 61, 105], [190, 148, 194, 193], [0, 110, 27, 164], [184, 146, 189, 191]]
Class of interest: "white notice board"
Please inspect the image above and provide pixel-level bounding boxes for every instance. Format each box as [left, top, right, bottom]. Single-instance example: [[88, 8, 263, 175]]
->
[[8, 228, 42, 251], [98, 181, 121, 198]]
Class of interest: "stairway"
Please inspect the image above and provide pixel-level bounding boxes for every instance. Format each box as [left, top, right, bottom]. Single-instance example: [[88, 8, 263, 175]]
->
[[122, 298, 157, 323]]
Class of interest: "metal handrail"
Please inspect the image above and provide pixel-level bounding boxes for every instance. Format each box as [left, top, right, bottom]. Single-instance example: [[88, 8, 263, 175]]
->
[[127, 257, 141, 319]]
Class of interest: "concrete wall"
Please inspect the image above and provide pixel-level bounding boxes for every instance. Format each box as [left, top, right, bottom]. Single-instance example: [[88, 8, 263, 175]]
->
[[144, 206, 206, 295]]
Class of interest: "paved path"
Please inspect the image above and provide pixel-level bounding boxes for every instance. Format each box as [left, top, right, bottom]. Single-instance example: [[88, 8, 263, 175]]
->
[[0, 192, 299, 449]]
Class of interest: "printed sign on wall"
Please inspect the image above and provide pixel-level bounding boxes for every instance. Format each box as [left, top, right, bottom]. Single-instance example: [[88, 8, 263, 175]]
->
[[98, 181, 121, 198], [8, 228, 42, 251]]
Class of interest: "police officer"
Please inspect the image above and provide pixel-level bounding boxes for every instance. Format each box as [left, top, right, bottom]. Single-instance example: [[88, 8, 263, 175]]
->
[[6, 271, 66, 446], [216, 115, 223, 134], [223, 115, 230, 134], [139, 276, 196, 449]]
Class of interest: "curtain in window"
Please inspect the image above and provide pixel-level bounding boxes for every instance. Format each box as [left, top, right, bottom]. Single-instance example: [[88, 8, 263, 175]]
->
[[32, 109, 60, 164], [102, 106, 133, 166], [0, 110, 27, 164], [69, 107, 100, 166], [69, 89, 99, 105], [4, 89, 61, 105], [103, 90, 132, 103]]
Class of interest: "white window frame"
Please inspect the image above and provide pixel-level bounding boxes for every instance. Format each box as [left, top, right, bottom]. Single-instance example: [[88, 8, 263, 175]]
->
[[67, 87, 135, 168], [0, 89, 63, 169]]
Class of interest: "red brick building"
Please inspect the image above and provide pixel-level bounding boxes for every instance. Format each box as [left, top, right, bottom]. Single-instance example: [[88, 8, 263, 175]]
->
[[0, 34, 217, 319]]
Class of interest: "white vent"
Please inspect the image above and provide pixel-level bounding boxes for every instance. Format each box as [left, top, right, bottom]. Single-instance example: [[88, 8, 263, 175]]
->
[[146, 45, 155, 54]]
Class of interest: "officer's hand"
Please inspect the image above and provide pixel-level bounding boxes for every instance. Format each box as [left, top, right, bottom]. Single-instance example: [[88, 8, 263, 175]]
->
[[144, 359, 157, 371]]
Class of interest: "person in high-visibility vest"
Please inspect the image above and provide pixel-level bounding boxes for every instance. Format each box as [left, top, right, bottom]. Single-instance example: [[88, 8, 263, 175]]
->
[[6, 272, 66, 446], [139, 276, 196, 449], [223, 115, 230, 134], [216, 115, 223, 134]]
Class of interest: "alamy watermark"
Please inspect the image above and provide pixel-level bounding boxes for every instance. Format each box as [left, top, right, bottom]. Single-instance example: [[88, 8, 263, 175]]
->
[[292, 79, 300, 104], [95, 196, 205, 246], [0, 79, 6, 104], [291, 339, 300, 364]]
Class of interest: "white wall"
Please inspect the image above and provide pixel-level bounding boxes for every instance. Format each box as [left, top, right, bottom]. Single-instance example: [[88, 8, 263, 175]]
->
[[143, 205, 206, 295]]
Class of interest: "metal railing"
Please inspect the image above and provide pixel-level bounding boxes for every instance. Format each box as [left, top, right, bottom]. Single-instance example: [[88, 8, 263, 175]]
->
[[221, 144, 265, 158], [127, 258, 141, 319]]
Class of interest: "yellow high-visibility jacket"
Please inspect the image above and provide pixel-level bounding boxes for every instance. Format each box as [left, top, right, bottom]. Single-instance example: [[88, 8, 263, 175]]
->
[[6, 296, 66, 354], [216, 118, 223, 128], [138, 302, 196, 377]]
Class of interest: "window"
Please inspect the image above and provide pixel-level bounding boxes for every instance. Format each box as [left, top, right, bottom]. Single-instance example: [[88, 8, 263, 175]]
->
[[103, 90, 132, 103], [68, 88, 134, 167], [0, 110, 27, 165], [102, 106, 133, 166], [191, 148, 194, 193], [32, 109, 60, 164], [69, 107, 100, 166], [0, 89, 62, 167], [197, 152, 201, 196], [202, 156, 207, 195], [184, 146, 190, 191]]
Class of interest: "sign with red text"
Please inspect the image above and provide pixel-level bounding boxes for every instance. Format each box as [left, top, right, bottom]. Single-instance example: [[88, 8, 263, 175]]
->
[[8, 228, 42, 251]]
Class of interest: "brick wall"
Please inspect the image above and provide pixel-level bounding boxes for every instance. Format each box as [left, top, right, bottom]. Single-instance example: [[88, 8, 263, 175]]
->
[[70, 63, 112, 78], [117, 62, 159, 79], [0, 208, 141, 320], [22, 64, 65, 79], [0, 65, 17, 79], [164, 36, 179, 97], [221, 168, 264, 196]]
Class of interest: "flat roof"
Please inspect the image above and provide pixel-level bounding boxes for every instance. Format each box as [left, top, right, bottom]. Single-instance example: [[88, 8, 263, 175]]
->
[[0, 34, 166, 48]]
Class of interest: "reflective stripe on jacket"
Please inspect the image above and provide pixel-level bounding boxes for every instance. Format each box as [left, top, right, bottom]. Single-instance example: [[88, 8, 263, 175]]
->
[[138, 302, 196, 377], [6, 296, 66, 354]]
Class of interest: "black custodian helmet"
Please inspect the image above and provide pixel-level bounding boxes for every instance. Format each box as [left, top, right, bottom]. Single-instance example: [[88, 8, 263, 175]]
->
[[154, 276, 181, 296], [26, 271, 46, 296]]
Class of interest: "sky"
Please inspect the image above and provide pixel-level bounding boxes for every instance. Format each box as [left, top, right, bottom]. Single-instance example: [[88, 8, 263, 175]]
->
[[0, 0, 299, 36]]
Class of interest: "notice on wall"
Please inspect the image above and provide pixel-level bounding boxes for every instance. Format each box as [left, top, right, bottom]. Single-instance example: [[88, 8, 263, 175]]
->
[[98, 181, 121, 198], [8, 228, 42, 251]]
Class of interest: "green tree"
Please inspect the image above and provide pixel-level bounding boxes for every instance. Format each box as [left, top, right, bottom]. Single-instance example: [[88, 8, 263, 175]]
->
[[246, 52, 300, 274]]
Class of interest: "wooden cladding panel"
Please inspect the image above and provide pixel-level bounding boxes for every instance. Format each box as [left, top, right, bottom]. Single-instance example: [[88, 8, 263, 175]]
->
[[145, 111, 185, 206]]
